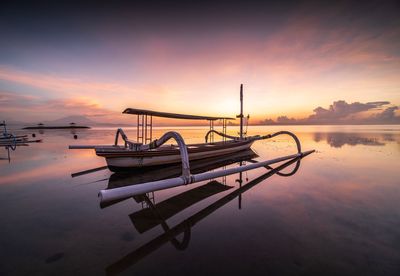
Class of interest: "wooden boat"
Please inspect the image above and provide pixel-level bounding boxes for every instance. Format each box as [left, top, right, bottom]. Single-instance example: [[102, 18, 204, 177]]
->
[[96, 139, 254, 172], [70, 109, 252, 171], [71, 85, 314, 205], [70, 85, 260, 172]]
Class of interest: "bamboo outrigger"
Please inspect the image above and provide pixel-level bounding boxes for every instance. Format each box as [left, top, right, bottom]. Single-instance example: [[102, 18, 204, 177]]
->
[[69, 85, 315, 204]]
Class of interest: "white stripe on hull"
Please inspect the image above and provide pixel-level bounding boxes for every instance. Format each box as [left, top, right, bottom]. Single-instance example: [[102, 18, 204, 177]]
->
[[106, 142, 253, 168]]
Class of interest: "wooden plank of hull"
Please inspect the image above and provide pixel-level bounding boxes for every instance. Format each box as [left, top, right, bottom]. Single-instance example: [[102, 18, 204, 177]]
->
[[96, 140, 252, 157], [105, 140, 254, 169], [107, 149, 258, 187]]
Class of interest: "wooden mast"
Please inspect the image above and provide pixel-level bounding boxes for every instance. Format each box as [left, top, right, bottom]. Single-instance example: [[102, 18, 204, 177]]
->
[[239, 84, 244, 139]]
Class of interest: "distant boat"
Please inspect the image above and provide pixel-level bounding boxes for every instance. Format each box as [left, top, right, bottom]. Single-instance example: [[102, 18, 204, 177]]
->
[[1, 120, 41, 161], [1, 120, 29, 146], [23, 125, 90, 130]]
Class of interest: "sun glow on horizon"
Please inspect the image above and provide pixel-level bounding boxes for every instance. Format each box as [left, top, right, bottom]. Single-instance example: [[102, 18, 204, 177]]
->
[[0, 1, 399, 125]]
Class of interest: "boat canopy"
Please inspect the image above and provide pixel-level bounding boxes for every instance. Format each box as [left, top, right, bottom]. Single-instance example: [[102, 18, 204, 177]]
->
[[123, 108, 235, 121]]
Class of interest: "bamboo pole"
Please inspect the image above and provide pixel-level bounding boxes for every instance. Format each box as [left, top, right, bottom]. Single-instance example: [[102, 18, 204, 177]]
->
[[99, 150, 315, 204]]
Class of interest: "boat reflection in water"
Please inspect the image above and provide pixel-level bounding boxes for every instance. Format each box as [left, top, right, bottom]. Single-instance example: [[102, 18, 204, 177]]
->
[[106, 149, 258, 190], [101, 149, 258, 207], [104, 150, 312, 275]]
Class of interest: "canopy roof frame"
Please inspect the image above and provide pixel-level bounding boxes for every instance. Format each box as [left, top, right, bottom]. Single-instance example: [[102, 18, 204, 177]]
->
[[123, 108, 235, 121], [123, 108, 234, 144]]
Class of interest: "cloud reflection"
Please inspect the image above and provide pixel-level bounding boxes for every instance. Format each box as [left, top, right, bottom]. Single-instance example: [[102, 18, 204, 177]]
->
[[313, 132, 398, 148]]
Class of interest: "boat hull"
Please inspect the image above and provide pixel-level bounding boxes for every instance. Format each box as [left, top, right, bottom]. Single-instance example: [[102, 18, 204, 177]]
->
[[107, 149, 258, 188], [97, 140, 254, 171]]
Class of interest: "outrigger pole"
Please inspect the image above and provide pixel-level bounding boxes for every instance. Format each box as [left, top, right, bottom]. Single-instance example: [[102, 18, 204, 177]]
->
[[99, 149, 315, 204]]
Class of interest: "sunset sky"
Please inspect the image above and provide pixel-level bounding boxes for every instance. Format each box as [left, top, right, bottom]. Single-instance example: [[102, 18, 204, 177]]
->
[[0, 0, 399, 125]]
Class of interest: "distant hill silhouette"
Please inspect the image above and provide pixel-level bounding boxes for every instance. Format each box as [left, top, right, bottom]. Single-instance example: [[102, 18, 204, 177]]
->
[[38, 115, 132, 127], [43, 115, 97, 126]]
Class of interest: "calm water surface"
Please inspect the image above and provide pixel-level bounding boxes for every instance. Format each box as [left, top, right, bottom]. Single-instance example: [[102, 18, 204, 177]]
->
[[1, 125, 400, 275]]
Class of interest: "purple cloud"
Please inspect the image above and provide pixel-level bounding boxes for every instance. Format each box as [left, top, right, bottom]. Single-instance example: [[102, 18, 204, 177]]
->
[[262, 100, 400, 125]]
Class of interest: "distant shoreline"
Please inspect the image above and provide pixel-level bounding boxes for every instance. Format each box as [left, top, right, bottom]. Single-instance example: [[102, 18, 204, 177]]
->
[[11, 123, 400, 129], [23, 126, 91, 129]]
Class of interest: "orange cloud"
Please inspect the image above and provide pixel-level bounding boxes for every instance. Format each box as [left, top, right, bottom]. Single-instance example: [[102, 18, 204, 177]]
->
[[0, 91, 123, 122], [0, 67, 133, 95], [1, 14, 399, 123]]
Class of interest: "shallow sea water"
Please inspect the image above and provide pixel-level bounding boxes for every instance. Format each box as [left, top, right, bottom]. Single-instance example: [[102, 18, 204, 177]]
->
[[1, 125, 399, 275]]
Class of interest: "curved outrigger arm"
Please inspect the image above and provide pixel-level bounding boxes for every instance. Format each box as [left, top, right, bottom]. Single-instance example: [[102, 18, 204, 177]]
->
[[138, 131, 191, 183], [114, 128, 130, 147], [115, 129, 191, 179], [205, 129, 301, 154], [204, 130, 240, 143], [256, 131, 302, 153]]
